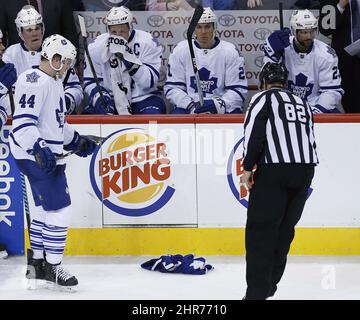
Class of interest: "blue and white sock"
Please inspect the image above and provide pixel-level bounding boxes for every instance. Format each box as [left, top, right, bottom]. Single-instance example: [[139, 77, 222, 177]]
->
[[29, 219, 45, 260], [42, 224, 68, 265]]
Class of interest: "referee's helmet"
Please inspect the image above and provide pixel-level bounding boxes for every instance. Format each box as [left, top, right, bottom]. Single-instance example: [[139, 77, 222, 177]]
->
[[259, 62, 288, 89]]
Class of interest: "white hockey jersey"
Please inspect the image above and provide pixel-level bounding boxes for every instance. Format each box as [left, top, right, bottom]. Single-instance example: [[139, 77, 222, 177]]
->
[[83, 30, 163, 109], [263, 37, 343, 111], [9, 68, 75, 165], [164, 38, 248, 113], [3, 42, 83, 114]]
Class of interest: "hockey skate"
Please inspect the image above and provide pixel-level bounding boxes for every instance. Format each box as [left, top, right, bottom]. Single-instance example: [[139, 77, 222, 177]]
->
[[25, 249, 45, 290], [44, 260, 78, 292]]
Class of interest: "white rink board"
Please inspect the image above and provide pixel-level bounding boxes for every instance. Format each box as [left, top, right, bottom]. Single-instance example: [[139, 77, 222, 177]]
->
[[64, 122, 360, 228]]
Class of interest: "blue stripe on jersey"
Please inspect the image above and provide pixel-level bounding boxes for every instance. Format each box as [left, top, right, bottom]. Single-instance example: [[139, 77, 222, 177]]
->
[[66, 82, 80, 86], [13, 114, 39, 121], [165, 81, 187, 87], [225, 85, 249, 90], [226, 88, 246, 102], [9, 133, 21, 147], [44, 140, 64, 145], [149, 70, 154, 88], [83, 77, 103, 81], [144, 63, 160, 78], [320, 85, 342, 90], [83, 80, 97, 90], [12, 122, 37, 133]]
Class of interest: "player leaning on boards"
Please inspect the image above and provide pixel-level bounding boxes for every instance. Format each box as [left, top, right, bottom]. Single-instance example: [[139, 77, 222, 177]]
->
[[82, 6, 166, 115], [165, 7, 248, 114], [9, 35, 97, 291], [262, 9, 343, 114], [2, 5, 83, 115], [241, 62, 318, 300]]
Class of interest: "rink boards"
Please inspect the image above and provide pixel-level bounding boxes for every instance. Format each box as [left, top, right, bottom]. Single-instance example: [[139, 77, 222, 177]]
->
[[2, 114, 360, 255]]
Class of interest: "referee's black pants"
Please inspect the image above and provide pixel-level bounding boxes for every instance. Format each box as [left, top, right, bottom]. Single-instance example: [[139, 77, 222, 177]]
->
[[245, 164, 315, 300]]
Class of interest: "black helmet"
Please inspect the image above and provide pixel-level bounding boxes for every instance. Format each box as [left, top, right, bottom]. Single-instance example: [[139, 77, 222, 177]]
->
[[259, 62, 289, 89]]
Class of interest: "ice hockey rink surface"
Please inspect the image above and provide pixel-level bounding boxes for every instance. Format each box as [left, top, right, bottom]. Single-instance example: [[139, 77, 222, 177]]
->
[[1, 255, 360, 300]]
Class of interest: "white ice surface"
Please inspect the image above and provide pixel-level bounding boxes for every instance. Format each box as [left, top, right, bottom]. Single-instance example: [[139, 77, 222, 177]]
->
[[0, 255, 359, 300]]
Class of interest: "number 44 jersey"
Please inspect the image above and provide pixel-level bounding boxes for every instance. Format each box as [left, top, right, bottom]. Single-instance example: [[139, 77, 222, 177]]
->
[[9, 68, 75, 164]]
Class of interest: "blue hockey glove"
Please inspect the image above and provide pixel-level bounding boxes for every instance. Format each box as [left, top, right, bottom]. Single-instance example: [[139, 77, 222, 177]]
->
[[30, 139, 56, 174], [312, 104, 341, 114], [64, 132, 97, 158], [0, 63, 17, 95], [264, 28, 291, 56], [89, 86, 115, 114], [194, 97, 226, 114]]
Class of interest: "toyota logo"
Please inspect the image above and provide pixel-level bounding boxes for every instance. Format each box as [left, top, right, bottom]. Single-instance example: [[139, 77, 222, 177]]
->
[[218, 14, 236, 27], [147, 15, 166, 27], [254, 55, 264, 68], [254, 28, 272, 41]]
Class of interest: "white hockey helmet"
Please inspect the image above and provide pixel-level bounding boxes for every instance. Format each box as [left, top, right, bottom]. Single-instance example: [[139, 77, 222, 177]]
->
[[0, 29, 3, 39], [290, 9, 318, 36], [198, 7, 217, 25], [41, 34, 77, 72], [15, 5, 44, 39], [106, 6, 133, 32]]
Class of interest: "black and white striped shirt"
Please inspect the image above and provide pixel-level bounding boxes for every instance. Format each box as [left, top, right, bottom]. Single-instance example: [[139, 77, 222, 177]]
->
[[243, 87, 318, 171]]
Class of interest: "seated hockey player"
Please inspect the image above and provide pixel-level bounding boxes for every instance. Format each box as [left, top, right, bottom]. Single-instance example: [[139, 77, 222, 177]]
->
[[2, 5, 83, 114], [82, 6, 166, 115], [164, 7, 248, 114], [9, 34, 97, 291], [262, 9, 344, 113]]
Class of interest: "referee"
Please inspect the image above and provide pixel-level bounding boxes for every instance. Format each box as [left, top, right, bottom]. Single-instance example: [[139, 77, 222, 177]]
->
[[241, 62, 318, 300]]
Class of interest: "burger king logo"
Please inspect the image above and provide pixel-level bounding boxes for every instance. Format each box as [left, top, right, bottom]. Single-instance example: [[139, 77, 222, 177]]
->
[[227, 137, 313, 208], [90, 128, 175, 216]]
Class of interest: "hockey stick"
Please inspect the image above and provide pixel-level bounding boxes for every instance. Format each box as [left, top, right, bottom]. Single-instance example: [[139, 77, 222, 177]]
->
[[57, 135, 105, 160], [279, 2, 286, 64], [0, 60, 31, 241], [78, 14, 109, 112], [187, 5, 204, 106]]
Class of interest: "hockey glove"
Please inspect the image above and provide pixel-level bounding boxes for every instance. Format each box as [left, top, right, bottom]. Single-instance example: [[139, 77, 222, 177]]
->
[[88, 86, 115, 114], [30, 139, 56, 174], [194, 97, 226, 114], [263, 28, 291, 58], [64, 132, 97, 158], [0, 63, 16, 95]]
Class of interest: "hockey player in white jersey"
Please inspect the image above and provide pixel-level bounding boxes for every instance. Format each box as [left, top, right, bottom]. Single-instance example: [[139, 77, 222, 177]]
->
[[0, 28, 17, 132], [165, 8, 248, 114], [2, 6, 83, 114], [82, 6, 166, 114], [262, 9, 343, 113], [9, 35, 97, 291]]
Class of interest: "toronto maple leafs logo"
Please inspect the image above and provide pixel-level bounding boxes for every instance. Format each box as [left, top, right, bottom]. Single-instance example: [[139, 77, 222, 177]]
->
[[190, 68, 218, 96], [288, 73, 314, 100], [26, 71, 40, 83]]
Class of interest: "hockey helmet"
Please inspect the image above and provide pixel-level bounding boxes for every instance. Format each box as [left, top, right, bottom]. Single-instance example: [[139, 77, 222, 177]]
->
[[41, 34, 77, 72], [259, 62, 288, 89], [198, 7, 217, 24], [0, 29, 2, 39], [290, 9, 318, 36], [15, 5, 44, 39], [106, 6, 133, 32]]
